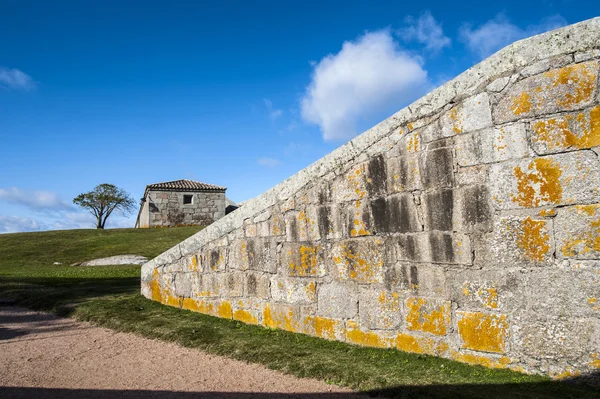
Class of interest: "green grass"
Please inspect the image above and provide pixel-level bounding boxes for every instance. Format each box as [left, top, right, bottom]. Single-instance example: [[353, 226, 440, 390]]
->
[[0, 228, 598, 398]]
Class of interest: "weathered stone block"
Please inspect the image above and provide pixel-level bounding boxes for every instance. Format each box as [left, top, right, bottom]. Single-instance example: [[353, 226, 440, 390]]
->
[[174, 272, 192, 297], [244, 272, 270, 299], [441, 93, 493, 136], [332, 237, 386, 283], [422, 189, 454, 231], [270, 276, 317, 304], [331, 163, 368, 203], [454, 185, 493, 233], [405, 297, 451, 336], [489, 152, 600, 210], [474, 216, 555, 268], [495, 61, 599, 123], [449, 269, 526, 313], [526, 267, 600, 317], [200, 247, 227, 272], [555, 204, 600, 259], [388, 263, 448, 298], [513, 316, 596, 362], [457, 311, 509, 354], [359, 287, 402, 330], [530, 106, 600, 155], [370, 192, 421, 234], [281, 242, 326, 277], [345, 320, 394, 348], [393, 232, 471, 265], [284, 211, 309, 241], [262, 302, 303, 333], [315, 204, 342, 240], [419, 147, 455, 189], [232, 308, 260, 325], [365, 154, 388, 198], [303, 316, 346, 341], [230, 239, 278, 273], [386, 155, 423, 193], [455, 124, 531, 166], [269, 213, 286, 236], [221, 272, 244, 298], [317, 282, 358, 319], [343, 200, 373, 237]]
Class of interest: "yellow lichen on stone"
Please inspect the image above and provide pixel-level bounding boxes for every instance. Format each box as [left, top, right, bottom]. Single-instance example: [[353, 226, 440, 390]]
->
[[532, 106, 600, 151], [262, 304, 298, 332], [511, 92, 532, 115], [405, 298, 451, 336], [561, 204, 600, 257], [394, 333, 446, 355], [449, 107, 463, 134], [457, 312, 509, 354], [545, 62, 597, 108], [516, 217, 551, 262], [451, 351, 512, 369], [406, 134, 420, 153], [590, 353, 600, 369], [305, 316, 344, 340], [333, 241, 383, 283], [512, 158, 563, 207], [345, 320, 390, 348], [289, 244, 321, 276], [233, 309, 258, 325], [217, 300, 233, 319]]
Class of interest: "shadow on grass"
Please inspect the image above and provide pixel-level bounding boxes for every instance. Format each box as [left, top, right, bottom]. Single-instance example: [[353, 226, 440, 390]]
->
[[0, 275, 139, 316], [1, 376, 599, 399]]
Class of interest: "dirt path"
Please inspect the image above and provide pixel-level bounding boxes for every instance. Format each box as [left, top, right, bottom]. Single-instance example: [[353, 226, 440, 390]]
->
[[0, 306, 362, 398]]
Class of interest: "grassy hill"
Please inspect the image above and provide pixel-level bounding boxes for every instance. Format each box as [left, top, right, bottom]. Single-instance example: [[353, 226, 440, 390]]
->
[[0, 227, 597, 398], [0, 227, 202, 311]]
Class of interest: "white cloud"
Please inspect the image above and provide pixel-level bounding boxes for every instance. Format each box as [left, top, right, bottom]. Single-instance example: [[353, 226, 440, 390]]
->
[[263, 98, 283, 120], [0, 215, 45, 234], [0, 67, 35, 90], [301, 29, 429, 141], [400, 11, 451, 52], [460, 14, 567, 59], [0, 187, 73, 211], [257, 157, 282, 167]]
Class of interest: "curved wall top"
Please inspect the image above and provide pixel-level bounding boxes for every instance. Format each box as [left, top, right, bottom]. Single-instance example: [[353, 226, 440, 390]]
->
[[142, 18, 600, 380]]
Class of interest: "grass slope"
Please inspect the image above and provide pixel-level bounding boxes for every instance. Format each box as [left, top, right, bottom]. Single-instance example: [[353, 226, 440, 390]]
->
[[0, 228, 597, 398]]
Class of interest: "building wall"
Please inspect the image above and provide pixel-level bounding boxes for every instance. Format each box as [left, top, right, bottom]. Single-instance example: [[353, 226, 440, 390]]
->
[[142, 18, 600, 381], [137, 198, 150, 228], [145, 190, 226, 227]]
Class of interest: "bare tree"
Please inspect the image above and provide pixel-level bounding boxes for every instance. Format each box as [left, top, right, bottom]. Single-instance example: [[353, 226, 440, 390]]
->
[[73, 183, 136, 229]]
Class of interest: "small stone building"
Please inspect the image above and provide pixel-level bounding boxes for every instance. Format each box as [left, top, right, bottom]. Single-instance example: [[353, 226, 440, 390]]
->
[[135, 179, 227, 228]]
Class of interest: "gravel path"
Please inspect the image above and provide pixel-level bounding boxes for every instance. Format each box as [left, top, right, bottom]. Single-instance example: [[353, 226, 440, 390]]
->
[[0, 306, 362, 398]]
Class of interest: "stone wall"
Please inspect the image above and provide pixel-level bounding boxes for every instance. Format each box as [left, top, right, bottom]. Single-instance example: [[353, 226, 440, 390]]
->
[[141, 18, 600, 380], [143, 190, 226, 227]]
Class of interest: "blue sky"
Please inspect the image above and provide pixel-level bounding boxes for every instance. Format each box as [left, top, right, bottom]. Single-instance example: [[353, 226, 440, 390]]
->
[[0, 0, 596, 232]]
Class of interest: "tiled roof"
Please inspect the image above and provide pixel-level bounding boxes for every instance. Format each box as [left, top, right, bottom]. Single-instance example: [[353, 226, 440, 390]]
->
[[146, 179, 226, 192]]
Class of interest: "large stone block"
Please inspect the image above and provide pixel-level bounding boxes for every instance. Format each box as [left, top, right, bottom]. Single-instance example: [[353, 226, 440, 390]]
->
[[317, 282, 358, 319], [284, 210, 309, 241], [495, 61, 599, 123], [530, 106, 600, 155], [419, 147, 455, 190], [449, 269, 526, 314], [244, 272, 270, 299], [221, 272, 244, 298], [489, 152, 600, 210], [405, 297, 451, 336], [359, 287, 402, 330], [331, 163, 369, 203], [281, 242, 327, 277], [262, 302, 303, 333], [474, 216, 555, 268], [440, 93, 493, 136], [555, 204, 600, 259], [230, 238, 278, 273], [421, 189, 454, 231], [270, 276, 317, 304], [370, 192, 422, 234], [331, 237, 387, 283], [455, 124, 532, 166], [526, 267, 600, 318], [343, 200, 373, 238], [392, 232, 472, 265], [386, 154, 423, 193], [456, 311, 509, 354]]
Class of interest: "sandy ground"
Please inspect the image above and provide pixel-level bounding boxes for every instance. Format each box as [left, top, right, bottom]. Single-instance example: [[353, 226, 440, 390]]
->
[[0, 306, 364, 398]]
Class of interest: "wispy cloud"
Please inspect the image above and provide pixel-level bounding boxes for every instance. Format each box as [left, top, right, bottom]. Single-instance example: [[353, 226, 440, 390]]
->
[[301, 29, 429, 141], [257, 157, 282, 167], [400, 11, 451, 53], [0, 67, 35, 90], [460, 14, 567, 59], [0, 215, 44, 234], [263, 98, 283, 120], [0, 187, 73, 211]]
